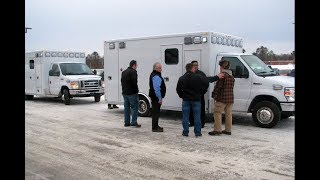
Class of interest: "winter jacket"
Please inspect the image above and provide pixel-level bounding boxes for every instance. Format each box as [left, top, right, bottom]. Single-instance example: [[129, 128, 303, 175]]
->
[[176, 71, 209, 101], [121, 67, 139, 95], [212, 69, 234, 104]]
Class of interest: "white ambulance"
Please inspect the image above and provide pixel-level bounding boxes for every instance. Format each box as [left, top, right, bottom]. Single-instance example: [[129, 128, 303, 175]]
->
[[103, 32, 295, 128], [25, 51, 104, 105]]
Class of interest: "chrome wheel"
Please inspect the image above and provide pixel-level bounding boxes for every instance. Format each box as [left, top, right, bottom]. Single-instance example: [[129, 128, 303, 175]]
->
[[257, 107, 274, 124], [252, 101, 280, 128], [139, 99, 147, 114]]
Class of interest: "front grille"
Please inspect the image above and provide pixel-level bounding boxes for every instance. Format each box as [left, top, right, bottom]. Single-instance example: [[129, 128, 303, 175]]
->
[[81, 80, 99, 88]]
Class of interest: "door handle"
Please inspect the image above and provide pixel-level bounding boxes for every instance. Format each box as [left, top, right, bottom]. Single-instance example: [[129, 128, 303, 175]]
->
[[164, 77, 169, 82], [60, 78, 64, 80], [49, 81, 51, 84], [253, 82, 262, 85], [37, 77, 39, 79], [108, 76, 112, 80]]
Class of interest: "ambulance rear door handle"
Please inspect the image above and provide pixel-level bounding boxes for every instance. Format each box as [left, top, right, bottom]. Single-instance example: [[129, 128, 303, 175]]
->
[[164, 77, 169, 82]]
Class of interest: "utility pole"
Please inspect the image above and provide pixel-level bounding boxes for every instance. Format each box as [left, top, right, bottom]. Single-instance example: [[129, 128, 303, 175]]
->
[[25, 27, 32, 52], [25, 27, 32, 33]]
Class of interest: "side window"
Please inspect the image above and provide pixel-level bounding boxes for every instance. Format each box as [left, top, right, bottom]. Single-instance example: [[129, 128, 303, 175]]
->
[[29, 60, 34, 69], [222, 57, 249, 78], [51, 64, 60, 74], [165, 48, 179, 65]]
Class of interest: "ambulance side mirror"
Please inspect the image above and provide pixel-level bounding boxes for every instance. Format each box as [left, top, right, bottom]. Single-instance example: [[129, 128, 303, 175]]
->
[[235, 65, 249, 78]]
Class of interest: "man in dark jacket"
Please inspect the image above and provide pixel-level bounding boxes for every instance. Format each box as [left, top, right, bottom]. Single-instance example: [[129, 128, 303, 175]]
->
[[149, 62, 166, 132], [188, 60, 224, 128], [176, 63, 209, 137], [121, 60, 141, 127]]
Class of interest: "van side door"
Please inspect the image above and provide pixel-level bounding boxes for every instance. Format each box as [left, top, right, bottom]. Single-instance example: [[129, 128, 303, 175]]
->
[[105, 42, 119, 104], [183, 50, 201, 74], [160, 45, 183, 110], [25, 59, 37, 94], [216, 56, 252, 112]]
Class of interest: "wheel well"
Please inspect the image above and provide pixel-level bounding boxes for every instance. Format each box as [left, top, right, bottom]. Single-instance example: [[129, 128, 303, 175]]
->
[[248, 95, 281, 113], [59, 86, 69, 97], [138, 93, 152, 108]]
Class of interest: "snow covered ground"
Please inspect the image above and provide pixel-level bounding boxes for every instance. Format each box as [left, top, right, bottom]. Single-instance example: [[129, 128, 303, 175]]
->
[[25, 96, 294, 180]]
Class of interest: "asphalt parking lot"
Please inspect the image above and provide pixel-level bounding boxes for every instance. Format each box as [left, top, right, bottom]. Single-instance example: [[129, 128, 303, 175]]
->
[[25, 96, 294, 180]]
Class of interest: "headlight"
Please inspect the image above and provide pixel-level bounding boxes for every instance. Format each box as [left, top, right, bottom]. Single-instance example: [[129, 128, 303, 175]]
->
[[284, 87, 295, 101], [70, 81, 79, 89]]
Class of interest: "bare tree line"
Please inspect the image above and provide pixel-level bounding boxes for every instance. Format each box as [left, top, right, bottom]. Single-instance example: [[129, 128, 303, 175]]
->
[[86, 46, 295, 69]]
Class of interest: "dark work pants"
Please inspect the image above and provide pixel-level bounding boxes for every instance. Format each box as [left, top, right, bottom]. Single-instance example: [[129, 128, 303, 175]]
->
[[189, 95, 205, 126], [152, 99, 161, 130]]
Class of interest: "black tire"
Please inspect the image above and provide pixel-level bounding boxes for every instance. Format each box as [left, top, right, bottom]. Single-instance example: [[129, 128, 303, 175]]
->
[[252, 101, 280, 128], [94, 95, 101, 102], [25, 95, 34, 100], [281, 112, 293, 119], [63, 89, 71, 105], [138, 96, 151, 117]]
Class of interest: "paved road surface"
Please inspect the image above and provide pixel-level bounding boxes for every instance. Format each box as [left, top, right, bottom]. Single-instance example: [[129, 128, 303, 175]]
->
[[25, 96, 294, 180]]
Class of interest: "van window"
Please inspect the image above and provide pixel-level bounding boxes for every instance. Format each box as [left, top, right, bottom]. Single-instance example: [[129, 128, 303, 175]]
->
[[165, 48, 179, 65], [51, 64, 60, 74], [222, 57, 249, 78], [29, 60, 34, 69]]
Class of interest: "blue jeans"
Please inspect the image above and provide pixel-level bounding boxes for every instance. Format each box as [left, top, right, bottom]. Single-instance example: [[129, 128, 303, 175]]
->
[[182, 101, 201, 135], [123, 94, 138, 125]]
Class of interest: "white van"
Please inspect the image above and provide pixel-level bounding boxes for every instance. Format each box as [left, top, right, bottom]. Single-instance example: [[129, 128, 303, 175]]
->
[[25, 51, 104, 105], [104, 32, 295, 128], [270, 64, 295, 76]]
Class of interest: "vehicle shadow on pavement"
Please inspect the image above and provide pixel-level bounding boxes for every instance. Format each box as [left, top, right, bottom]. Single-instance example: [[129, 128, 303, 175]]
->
[[26, 97, 99, 105], [109, 109, 294, 129], [231, 113, 294, 130], [109, 109, 183, 121]]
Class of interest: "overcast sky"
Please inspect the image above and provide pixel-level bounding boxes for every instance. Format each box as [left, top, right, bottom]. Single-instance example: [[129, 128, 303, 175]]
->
[[25, 0, 294, 56]]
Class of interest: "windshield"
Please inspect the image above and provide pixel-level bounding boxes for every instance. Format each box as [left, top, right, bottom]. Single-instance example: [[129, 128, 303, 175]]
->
[[59, 63, 94, 75], [240, 55, 277, 76]]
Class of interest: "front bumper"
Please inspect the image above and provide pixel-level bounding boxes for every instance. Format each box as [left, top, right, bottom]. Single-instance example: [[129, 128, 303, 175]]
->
[[69, 88, 104, 96], [280, 102, 295, 112]]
